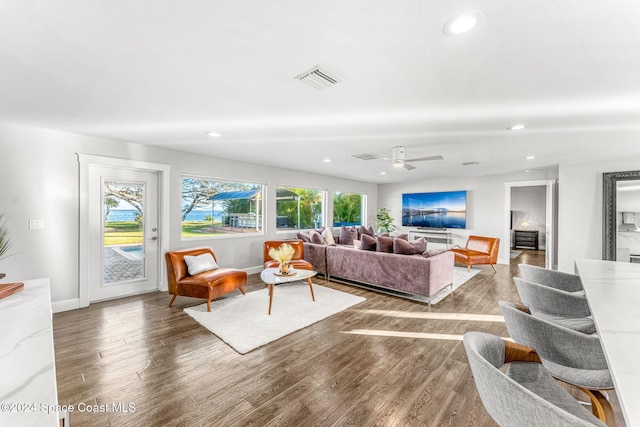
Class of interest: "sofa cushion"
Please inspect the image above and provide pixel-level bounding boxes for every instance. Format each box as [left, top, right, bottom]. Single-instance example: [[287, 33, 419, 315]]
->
[[360, 233, 377, 251], [340, 226, 358, 246], [322, 227, 336, 245], [376, 235, 394, 253], [396, 233, 409, 240], [394, 237, 427, 255], [296, 232, 311, 243], [422, 248, 447, 258], [358, 225, 375, 237], [310, 230, 326, 244], [184, 253, 219, 275]]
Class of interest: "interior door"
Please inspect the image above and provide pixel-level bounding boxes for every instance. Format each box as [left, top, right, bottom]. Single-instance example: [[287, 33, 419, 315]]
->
[[88, 166, 160, 302]]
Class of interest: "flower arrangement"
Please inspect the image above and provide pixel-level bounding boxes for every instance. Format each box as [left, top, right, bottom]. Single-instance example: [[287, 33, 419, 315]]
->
[[268, 243, 295, 274]]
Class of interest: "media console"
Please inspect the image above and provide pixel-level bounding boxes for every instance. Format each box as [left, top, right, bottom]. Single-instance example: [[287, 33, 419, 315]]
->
[[409, 229, 453, 250]]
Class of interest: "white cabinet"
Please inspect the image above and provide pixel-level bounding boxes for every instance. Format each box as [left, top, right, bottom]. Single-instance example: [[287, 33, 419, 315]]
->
[[409, 230, 453, 250], [0, 278, 61, 426]]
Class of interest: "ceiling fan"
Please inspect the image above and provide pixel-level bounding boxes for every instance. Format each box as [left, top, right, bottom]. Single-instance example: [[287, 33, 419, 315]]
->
[[352, 146, 444, 170]]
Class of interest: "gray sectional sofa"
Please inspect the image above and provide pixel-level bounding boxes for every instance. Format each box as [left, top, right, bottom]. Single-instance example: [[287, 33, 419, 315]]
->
[[302, 241, 455, 303]]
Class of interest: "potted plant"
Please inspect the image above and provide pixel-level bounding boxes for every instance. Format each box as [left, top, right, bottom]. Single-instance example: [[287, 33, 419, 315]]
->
[[376, 208, 396, 234], [0, 213, 13, 279]]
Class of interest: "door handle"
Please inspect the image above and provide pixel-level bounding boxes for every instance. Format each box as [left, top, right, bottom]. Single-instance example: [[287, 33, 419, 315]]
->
[[149, 236, 158, 241]]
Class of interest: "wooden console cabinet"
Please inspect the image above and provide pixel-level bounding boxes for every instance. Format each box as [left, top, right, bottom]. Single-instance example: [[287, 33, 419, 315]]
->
[[513, 230, 539, 250]]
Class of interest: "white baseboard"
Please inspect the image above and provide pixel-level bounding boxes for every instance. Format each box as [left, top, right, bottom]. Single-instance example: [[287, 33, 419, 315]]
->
[[52, 298, 80, 313], [53, 267, 261, 313], [244, 265, 263, 275]]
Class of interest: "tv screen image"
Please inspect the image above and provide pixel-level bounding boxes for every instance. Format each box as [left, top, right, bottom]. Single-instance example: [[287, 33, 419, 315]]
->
[[402, 190, 467, 229]]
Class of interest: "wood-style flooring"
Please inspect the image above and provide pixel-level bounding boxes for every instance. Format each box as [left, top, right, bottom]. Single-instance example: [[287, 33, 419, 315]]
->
[[53, 251, 624, 426]]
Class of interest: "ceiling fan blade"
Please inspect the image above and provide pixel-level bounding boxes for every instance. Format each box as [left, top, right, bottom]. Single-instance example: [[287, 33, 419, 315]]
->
[[403, 163, 416, 170], [405, 155, 444, 162]]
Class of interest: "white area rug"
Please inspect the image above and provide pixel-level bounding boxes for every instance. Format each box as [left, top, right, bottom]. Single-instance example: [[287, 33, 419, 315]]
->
[[184, 282, 366, 354], [510, 250, 522, 258], [425, 266, 482, 305]]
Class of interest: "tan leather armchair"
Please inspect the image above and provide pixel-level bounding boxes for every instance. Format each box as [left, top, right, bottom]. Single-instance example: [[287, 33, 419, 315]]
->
[[451, 236, 500, 272], [263, 240, 313, 270], [165, 247, 246, 312]]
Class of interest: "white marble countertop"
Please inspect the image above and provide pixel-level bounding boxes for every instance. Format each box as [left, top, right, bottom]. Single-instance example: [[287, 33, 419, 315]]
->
[[575, 259, 640, 427], [0, 278, 59, 426]]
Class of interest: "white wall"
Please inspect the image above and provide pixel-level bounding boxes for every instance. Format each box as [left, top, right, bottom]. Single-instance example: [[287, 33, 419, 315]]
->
[[0, 123, 376, 306], [557, 156, 640, 272], [378, 169, 558, 265]]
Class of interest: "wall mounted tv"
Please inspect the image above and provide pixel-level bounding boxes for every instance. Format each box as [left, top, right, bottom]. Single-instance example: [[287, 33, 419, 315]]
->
[[402, 190, 467, 229]]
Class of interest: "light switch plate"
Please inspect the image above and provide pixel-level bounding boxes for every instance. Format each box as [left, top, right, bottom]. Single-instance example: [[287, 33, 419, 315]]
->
[[29, 219, 45, 229]]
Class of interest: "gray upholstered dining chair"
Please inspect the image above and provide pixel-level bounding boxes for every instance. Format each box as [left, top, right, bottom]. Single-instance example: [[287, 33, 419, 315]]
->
[[463, 332, 607, 426], [498, 301, 614, 424], [513, 277, 596, 334], [518, 264, 583, 293]]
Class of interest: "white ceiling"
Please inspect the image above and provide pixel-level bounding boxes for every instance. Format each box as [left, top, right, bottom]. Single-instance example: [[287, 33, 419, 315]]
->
[[2, 1, 640, 183]]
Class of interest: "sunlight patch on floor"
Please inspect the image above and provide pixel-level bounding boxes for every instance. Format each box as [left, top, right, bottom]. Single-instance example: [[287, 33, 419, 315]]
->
[[355, 309, 504, 322], [341, 329, 512, 341]]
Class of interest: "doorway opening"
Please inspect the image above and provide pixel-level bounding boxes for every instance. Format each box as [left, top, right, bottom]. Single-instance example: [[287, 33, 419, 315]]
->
[[504, 179, 558, 269], [78, 154, 171, 308]]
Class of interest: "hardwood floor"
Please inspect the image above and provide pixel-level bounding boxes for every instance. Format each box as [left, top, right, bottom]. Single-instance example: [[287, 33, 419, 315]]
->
[[53, 250, 624, 426]]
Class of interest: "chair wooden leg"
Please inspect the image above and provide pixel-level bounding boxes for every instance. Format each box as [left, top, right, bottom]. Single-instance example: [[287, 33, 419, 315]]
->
[[239, 286, 246, 295], [467, 264, 471, 272], [168, 294, 177, 307], [490, 264, 497, 273], [581, 388, 615, 426], [206, 299, 212, 312]]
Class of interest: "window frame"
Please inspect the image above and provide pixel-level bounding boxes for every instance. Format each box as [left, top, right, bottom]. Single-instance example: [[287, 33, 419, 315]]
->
[[332, 191, 367, 228], [275, 184, 327, 233], [180, 174, 265, 240]]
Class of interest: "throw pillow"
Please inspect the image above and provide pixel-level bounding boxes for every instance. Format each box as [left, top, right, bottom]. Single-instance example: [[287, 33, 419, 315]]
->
[[340, 226, 358, 246], [184, 253, 219, 275], [353, 239, 362, 249], [310, 230, 326, 245], [315, 226, 326, 235], [376, 235, 394, 253], [396, 233, 409, 241], [322, 227, 336, 245], [393, 237, 428, 255], [360, 233, 377, 251], [358, 225, 375, 237], [422, 248, 447, 258], [296, 232, 311, 243]]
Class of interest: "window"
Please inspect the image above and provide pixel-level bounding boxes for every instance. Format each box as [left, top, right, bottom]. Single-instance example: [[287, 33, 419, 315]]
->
[[181, 176, 264, 238], [333, 192, 366, 227], [275, 186, 325, 230]]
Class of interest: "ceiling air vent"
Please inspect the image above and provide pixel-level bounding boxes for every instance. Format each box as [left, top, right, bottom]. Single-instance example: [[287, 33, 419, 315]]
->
[[295, 66, 342, 90], [462, 161, 480, 166], [352, 153, 378, 161]]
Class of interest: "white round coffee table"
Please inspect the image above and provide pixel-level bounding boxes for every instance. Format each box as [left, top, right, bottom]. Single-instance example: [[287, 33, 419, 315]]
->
[[260, 268, 317, 315]]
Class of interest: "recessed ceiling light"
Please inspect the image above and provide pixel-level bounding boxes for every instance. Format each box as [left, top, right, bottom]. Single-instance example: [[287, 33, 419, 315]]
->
[[525, 155, 536, 160], [206, 132, 222, 138], [508, 124, 527, 131], [443, 11, 484, 36], [380, 171, 386, 175], [323, 158, 331, 163]]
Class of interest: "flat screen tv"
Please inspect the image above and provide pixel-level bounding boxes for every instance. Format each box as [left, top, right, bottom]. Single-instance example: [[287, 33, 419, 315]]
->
[[402, 190, 467, 229]]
